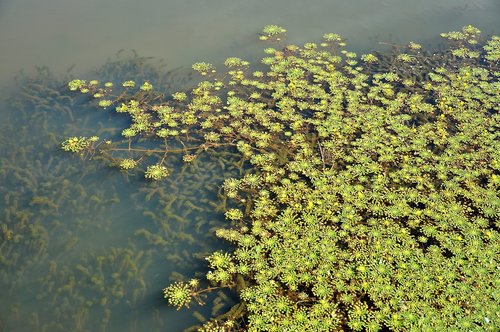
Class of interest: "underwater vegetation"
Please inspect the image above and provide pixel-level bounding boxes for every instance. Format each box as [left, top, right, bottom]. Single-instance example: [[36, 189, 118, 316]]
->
[[0, 55, 241, 331], [61, 25, 500, 331]]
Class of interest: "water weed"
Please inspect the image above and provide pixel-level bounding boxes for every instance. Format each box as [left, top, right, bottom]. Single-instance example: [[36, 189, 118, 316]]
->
[[62, 25, 499, 331]]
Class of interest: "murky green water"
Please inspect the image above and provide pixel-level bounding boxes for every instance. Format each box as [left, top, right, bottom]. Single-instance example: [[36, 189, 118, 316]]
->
[[0, 1, 499, 331]]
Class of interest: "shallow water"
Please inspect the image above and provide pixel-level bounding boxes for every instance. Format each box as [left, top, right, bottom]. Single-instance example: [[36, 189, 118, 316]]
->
[[0, 1, 499, 331], [1, 0, 499, 88], [0, 63, 240, 331]]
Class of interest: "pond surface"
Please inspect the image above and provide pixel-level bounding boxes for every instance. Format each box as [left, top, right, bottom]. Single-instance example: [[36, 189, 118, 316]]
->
[[0, 1, 498, 331], [1, 0, 499, 88]]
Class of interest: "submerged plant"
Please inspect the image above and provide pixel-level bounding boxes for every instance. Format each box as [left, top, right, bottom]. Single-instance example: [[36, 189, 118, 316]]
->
[[62, 25, 499, 331]]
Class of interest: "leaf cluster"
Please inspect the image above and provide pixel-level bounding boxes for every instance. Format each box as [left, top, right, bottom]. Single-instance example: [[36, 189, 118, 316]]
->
[[64, 25, 499, 331]]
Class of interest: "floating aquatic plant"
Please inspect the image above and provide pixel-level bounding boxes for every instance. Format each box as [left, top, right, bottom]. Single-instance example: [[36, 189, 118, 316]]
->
[[61, 136, 98, 153], [118, 158, 138, 170], [62, 25, 499, 331], [144, 164, 170, 180]]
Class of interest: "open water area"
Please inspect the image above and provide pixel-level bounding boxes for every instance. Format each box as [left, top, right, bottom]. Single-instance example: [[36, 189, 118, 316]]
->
[[0, 1, 499, 331]]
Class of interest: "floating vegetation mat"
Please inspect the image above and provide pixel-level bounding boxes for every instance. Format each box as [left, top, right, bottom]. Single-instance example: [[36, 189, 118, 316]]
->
[[3, 26, 500, 331]]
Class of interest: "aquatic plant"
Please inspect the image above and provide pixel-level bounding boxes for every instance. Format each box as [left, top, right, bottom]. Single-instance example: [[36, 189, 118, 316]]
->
[[62, 25, 499, 331], [1, 57, 231, 331], [144, 164, 170, 180], [61, 136, 98, 153]]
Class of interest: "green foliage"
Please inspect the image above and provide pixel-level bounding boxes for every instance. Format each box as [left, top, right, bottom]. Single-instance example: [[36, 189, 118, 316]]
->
[[122, 80, 136, 88], [262, 25, 286, 36], [68, 79, 86, 91], [63, 26, 500, 331], [172, 91, 188, 101], [163, 281, 195, 310], [144, 164, 170, 180], [118, 158, 137, 170], [61, 136, 98, 153], [225, 209, 243, 221], [361, 53, 378, 64], [224, 57, 250, 68], [139, 81, 153, 91], [192, 62, 216, 76], [484, 35, 500, 61]]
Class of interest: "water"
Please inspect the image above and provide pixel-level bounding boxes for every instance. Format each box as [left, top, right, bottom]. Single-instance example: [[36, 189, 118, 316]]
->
[[1, 0, 499, 88], [0, 1, 498, 331]]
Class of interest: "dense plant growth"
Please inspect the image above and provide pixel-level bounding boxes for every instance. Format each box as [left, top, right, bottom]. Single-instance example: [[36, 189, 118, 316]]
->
[[63, 25, 499, 331]]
